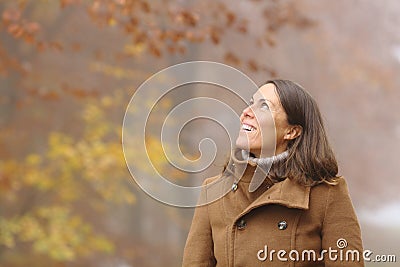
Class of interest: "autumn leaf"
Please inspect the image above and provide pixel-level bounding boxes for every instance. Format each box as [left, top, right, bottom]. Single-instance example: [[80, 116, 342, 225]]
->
[[2, 8, 21, 22], [248, 59, 259, 72], [224, 52, 241, 66], [210, 27, 220, 44]]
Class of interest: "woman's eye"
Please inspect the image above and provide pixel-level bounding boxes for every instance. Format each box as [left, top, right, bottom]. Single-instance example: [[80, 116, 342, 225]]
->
[[261, 102, 269, 110]]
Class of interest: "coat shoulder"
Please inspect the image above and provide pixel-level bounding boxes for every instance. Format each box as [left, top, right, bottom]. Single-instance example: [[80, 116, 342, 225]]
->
[[197, 173, 233, 206], [307, 176, 352, 212], [311, 176, 350, 193], [203, 174, 224, 185]]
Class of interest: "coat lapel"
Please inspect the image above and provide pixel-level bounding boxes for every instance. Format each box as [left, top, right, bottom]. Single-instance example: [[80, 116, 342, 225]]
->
[[237, 178, 311, 220]]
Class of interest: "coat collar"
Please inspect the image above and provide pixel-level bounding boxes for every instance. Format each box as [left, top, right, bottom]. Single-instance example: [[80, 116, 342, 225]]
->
[[228, 148, 276, 185], [235, 178, 311, 221], [225, 149, 311, 219], [252, 178, 310, 210]]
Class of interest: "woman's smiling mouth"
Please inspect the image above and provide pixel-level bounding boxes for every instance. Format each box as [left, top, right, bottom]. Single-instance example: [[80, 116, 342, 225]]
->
[[241, 123, 256, 132]]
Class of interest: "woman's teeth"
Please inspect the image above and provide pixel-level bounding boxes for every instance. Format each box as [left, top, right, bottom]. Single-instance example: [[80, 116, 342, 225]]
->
[[242, 124, 255, 131]]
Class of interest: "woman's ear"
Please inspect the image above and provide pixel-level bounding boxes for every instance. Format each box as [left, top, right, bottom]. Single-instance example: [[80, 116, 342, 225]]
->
[[284, 125, 302, 140]]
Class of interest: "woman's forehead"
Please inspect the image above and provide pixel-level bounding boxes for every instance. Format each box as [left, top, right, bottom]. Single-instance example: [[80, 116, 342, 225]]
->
[[252, 83, 280, 105]]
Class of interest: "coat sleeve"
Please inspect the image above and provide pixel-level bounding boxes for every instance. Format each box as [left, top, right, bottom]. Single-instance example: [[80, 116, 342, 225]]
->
[[182, 178, 217, 267], [321, 177, 365, 266]]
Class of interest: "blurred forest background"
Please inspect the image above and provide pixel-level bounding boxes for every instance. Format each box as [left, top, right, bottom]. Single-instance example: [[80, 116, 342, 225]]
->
[[1, 0, 399, 266]]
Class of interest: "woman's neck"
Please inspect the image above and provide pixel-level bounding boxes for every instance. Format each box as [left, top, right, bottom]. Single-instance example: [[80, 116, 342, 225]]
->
[[242, 149, 289, 167]]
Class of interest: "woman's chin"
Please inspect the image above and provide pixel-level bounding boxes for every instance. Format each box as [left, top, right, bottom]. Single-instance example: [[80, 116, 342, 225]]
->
[[236, 137, 248, 150], [235, 137, 249, 151]]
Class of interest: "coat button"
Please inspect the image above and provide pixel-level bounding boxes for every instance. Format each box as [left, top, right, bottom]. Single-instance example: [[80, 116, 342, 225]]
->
[[231, 183, 238, 192], [237, 218, 247, 230], [278, 220, 287, 230]]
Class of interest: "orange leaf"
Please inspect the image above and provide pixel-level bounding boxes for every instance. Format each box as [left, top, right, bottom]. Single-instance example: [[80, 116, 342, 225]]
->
[[148, 43, 161, 57], [130, 17, 138, 27], [179, 11, 198, 27], [25, 22, 40, 33], [140, 1, 151, 13], [265, 34, 276, 47], [248, 60, 259, 72], [8, 24, 24, 38], [23, 34, 35, 44], [226, 12, 236, 27], [36, 41, 47, 52], [61, 0, 79, 9], [167, 45, 176, 54], [236, 23, 247, 34], [169, 31, 184, 42], [50, 42, 64, 51], [178, 45, 186, 54], [42, 91, 60, 101], [210, 28, 220, 44], [2, 9, 21, 22], [71, 42, 81, 52], [224, 52, 241, 66]]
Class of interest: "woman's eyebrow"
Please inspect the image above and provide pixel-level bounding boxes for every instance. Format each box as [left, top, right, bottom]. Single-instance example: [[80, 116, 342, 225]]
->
[[259, 98, 275, 107], [250, 96, 274, 107]]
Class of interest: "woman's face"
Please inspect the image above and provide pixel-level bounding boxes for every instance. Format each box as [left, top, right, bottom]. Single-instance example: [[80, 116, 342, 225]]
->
[[236, 83, 292, 157]]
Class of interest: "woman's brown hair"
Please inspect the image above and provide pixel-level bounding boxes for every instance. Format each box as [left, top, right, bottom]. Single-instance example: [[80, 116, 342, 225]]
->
[[266, 79, 339, 186]]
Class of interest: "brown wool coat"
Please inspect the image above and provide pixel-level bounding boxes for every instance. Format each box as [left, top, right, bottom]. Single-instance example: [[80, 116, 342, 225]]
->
[[183, 162, 364, 267]]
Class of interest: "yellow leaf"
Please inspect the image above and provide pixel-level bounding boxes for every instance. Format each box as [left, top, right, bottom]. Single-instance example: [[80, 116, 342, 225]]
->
[[108, 17, 116, 26]]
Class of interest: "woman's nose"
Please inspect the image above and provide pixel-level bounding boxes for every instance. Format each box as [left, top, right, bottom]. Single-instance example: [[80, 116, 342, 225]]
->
[[240, 106, 254, 120]]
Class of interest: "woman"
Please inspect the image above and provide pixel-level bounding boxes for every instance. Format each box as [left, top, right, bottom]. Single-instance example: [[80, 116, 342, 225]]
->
[[182, 80, 364, 266]]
